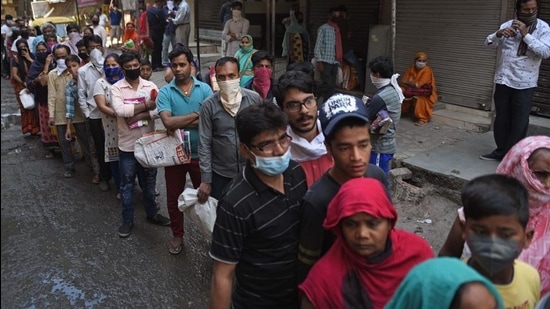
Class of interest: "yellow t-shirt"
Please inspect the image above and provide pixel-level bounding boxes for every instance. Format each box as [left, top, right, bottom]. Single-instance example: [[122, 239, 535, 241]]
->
[[495, 260, 540, 309]]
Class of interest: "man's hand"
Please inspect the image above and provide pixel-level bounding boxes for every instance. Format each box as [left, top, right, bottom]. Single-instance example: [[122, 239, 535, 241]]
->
[[496, 26, 518, 38], [197, 182, 212, 204], [65, 127, 73, 141], [512, 19, 528, 37], [48, 117, 55, 127]]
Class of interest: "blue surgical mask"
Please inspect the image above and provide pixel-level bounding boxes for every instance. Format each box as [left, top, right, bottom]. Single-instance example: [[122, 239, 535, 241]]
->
[[467, 234, 520, 276], [104, 66, 124, 84], [251, 148, 291, 176]]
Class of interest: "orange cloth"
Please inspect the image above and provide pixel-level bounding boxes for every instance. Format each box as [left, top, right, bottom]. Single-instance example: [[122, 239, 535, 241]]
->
[[298, 153, 334, 187], [401, 63, 438, 123]]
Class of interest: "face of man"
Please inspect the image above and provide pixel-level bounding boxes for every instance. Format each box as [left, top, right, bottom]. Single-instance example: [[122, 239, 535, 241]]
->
[[326, 124, 372, 181], [253, 59, 273, 72], [282, 87, 317, 135], [170, 54, 192, 82], [216, 61, 240, 82], [519, 0, 537, 14], [54, 47, 68, 60]]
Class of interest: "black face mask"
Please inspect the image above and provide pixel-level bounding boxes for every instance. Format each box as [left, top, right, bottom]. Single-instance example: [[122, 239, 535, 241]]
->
[[125, 68, 140, 80], [92, 20, 99, 26], [78, 52, 89, 60], [36, 52, 48, 62]]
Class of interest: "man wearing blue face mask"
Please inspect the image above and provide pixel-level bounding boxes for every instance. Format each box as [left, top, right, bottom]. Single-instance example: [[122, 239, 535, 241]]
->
[[209, 101, 307, 309], [462, 174, 541, 308]]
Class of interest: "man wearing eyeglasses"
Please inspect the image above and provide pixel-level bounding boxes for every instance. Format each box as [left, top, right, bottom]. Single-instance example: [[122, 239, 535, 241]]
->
[[274, 70, 333, 187], [209, 102, 307, 309], [296, 93, 388, 284]]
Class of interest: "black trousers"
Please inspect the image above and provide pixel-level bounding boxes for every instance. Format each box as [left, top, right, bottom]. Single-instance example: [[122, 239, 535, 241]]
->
[[492, 83, 535, 157], [150, 29, 164, 69]]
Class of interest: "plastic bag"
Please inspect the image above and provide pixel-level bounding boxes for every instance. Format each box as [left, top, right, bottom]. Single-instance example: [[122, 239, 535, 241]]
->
[[134, 129, 191, 168], [178, 188, 218, 240], [19, 88, 35, 109]]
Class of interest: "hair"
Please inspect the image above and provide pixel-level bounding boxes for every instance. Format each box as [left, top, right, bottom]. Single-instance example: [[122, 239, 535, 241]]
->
[[449, 282, 484, 309], [251, 50, 273, 67], [118, 51, 141, 67], [462, 174, 529, 228], [273, 70, 315, 109], [215, 56, 240, 73], [5, 14, 13, 21], [368, 56, 394, 79], [329, 7, 339, 13], [168, 45, 194, 63], [66, 23, 79, 33], [85, 34, 103, 48], [516, 0, 537, 13], [40, 22, 56, 33], [236, 101, 289, 146], [104, 53, 120, 64], [53, 44, 71, 57], [15, 39, 29, 51], [65, 54, 81, 65], [286, 61, 314, 76], [36, 41, 50, 52], [231, 1, 243, 10], [76, 39, 86, 49], [83, 26, 94, 36], [140, 58, 151, 67], [326, 117, 369, 143]]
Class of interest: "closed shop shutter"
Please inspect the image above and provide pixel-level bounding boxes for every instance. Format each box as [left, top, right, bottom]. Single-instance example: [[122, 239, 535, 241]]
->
[[532, 0, 550, 116], [395, 0, 503, 110], [307, 0, 380, 60], [198, 0, 226, 31]]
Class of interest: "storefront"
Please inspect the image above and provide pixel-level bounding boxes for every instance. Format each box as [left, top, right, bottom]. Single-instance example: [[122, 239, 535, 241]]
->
[[533, 0, 550, 116]]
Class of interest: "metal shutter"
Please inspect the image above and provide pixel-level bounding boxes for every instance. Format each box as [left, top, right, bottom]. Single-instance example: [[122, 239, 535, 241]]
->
[[198, 0, 226, 31], [533, 0, 550, 116], [395, 0, 504, 110]]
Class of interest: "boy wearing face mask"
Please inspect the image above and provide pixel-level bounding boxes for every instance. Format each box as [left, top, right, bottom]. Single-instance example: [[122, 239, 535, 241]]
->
[[197, 57, 261, 205], [78, 35, 111, 189], [209, 102, 307, 309], [222, 1, 249, 57], [462, 174, 541, 309]]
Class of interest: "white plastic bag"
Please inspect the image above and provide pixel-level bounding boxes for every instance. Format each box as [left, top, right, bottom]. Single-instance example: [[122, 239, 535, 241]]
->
[[19, 88, 35, 109], [134, 129, 191, 168], [178, 188, 218, 240]]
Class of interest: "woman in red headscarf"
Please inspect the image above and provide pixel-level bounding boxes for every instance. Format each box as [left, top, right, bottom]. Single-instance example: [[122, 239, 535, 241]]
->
[[299, 178, 434, 309], [121, 21, 139, 52], [400, 51, 438, 126]]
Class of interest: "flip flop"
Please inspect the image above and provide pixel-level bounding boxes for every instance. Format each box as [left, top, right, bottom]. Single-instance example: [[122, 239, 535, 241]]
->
[[168, 239, 183, 255], [415, 120, 428, 127]]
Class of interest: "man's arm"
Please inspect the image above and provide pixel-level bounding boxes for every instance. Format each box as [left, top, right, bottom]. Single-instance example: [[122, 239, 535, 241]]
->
[[77, 68, 90, 118], [522, 23, 550, 59], [47, 72, 56, 126], [157, 89, 200, 130], [209, 261, 236, 309], [197, 100, 213, 203], [364, 95, 386, 121], [297, 199, 326, 284]]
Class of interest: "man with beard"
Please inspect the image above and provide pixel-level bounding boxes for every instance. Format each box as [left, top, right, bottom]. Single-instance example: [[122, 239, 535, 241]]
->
[[197, 57, 261, 204], [157, 46, 213, 255], [111, 51, 171, 238], [296, 93, 387, 284], [480, 0, 550, 161], [274, 70, 333, 187]]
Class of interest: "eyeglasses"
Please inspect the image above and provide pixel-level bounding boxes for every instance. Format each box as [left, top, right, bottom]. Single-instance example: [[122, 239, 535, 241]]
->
[[249, 134, 292, 155], [285, 96, 317, 113]]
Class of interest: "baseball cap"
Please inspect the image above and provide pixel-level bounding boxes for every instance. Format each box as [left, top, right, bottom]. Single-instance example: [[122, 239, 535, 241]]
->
[[318, 93, 370, 136]]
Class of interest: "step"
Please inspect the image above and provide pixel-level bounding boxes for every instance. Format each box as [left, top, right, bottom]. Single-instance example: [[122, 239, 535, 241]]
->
[[528, 115, 550, 136], [443, 103, 493, 118], [432, 108, 492, 133]]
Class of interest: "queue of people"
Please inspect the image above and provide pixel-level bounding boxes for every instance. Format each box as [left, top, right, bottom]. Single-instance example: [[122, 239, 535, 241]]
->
[[3, 0, 549, 307]]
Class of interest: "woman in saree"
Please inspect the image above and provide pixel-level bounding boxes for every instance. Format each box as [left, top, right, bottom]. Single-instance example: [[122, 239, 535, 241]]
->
[[234, 34, 257, 87], [400, 51, 438, 126], [26, 41, 59, 157], [11, 38, 40, 136]]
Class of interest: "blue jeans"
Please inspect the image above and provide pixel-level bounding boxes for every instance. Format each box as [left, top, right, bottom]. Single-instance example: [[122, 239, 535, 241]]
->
[[119, 150, 158, 223], [370, 152, 394, 175], [162, 33, 177, 65]]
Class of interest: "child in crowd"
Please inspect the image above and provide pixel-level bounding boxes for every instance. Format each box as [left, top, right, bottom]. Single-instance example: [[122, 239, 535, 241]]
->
[[299, 178, 434, 309], [140, 58, 153, 81], [462, 174, 541, 308], [386, 257, 504, 309]]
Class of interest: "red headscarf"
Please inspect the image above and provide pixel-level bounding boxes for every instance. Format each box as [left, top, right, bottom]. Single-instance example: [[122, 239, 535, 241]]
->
[[299, 178, 434, 309], [496, 135, 550, 295]]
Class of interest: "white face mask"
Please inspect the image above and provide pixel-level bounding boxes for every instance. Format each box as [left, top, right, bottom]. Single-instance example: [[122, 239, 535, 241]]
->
[[370, 75, 390, 89], [56, 59, 67, 75], [218, 79, 242, 116], [415, 61, 427, 69], [90, 48, 104, 69]]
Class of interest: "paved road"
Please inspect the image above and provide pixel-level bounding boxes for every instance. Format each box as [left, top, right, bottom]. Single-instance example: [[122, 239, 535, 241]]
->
[[1, 76, 211, 308]]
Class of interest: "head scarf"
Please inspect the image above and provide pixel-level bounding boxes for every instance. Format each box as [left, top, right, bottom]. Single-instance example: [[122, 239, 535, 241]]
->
[[385, 257, 505, 309], [122, 21, 138, 45], [414, 51, 428, 62], [496, 135, 550, 295], [299, 178, 434, 309]]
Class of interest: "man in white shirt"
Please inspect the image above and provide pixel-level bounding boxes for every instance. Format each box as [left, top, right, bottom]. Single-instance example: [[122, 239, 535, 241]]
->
[[480, 0, 550, 161], [91, 15, 108, 48], [1, 15, 14, 79], [222, 1, 249, 57]]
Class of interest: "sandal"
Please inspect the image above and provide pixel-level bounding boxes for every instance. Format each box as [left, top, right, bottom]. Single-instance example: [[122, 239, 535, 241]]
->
[[45, 152, 54, 158], [168, 238, 183, 255], [92, 175, 100, 184], [415, 120, 428, 127]]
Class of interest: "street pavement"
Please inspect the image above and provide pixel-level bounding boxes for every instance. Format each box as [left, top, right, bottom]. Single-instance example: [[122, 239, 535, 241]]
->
[[1, 68, 502, 307]]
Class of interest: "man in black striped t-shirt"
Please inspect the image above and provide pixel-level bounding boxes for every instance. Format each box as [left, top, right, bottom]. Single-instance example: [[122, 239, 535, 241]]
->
[[209, 102, 307, 309]]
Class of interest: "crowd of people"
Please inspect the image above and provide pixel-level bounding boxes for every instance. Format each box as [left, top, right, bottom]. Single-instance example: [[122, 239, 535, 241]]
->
[[1, 0, 549, 308]]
